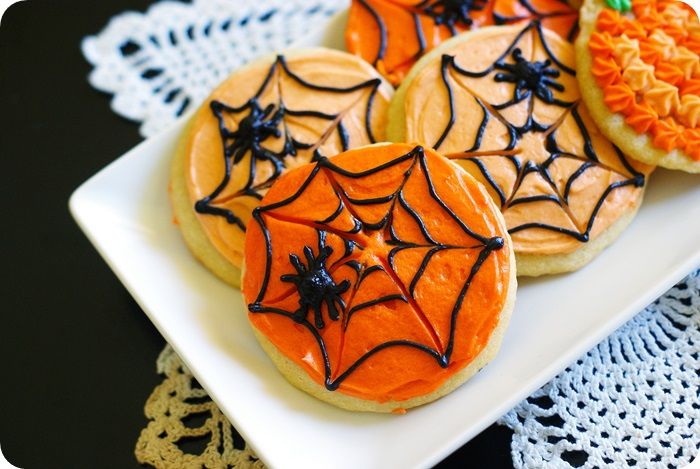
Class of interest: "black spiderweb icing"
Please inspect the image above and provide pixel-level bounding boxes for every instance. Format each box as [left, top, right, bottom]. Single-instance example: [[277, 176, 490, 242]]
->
[[248, 146, 506, 391], [492, 0, 578, 42], [354, 0, 577, 67], [194, 55, 383, 232], [432, 21, 645, 243]]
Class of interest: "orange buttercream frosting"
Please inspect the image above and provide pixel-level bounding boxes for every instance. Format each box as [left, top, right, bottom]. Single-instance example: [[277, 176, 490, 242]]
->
[[184, 50, 392, 270], [399, 23, 651, 255], [242, 143, 512, 402], [345, 0, 579, 85], [589, 0, 700, 161]]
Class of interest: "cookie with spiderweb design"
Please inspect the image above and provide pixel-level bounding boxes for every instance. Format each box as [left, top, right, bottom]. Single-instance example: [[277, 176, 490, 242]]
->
[[390, 22, 653, 276], [171, 48, 393, 287], [242, 143, 515, 412], [345, 0, 578, 85]]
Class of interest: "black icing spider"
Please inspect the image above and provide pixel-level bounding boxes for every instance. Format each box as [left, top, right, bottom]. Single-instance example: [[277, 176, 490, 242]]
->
[[494, 48, 564, 104], [422, 0, 486, 30], [281, 245, 351, 329], [212, 98, 289, 178]]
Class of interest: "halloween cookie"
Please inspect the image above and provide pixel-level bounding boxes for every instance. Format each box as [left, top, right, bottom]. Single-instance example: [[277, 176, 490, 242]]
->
[[577, 0, 700, 173], [242, 143, 515, 412], [170, 48, 394, 287], [388, 22, 653, 276], [345, 0, 579, 85]]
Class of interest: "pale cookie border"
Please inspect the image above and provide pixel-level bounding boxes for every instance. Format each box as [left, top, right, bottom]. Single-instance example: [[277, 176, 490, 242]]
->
[[515, 202, 640, 276]]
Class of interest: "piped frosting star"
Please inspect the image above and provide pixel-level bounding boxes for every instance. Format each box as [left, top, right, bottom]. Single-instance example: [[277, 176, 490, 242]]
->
[[677, 94, 700, 127], [643, 81, 680, 117], [613, 34, 641, 68], [623, 57, 656, 91]]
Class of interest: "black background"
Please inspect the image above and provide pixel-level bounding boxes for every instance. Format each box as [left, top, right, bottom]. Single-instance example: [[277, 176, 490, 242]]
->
[[0, 1, 513, 467]]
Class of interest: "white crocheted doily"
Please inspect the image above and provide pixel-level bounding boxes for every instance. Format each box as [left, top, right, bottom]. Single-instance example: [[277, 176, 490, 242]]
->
[[82, 2, 700, 468], [499, 270, 699, 468], [82, 0, 347, 137]]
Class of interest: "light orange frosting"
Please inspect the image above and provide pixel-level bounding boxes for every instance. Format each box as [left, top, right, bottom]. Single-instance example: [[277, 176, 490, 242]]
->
[[614, 35, 641, 68], [678, 94, 700, 127], [623, 58, 656, 91], [589, 0, 700, 161], [183, 50, 393, 269], [400, 23, 651, 255], [644, 80, 680, 116]]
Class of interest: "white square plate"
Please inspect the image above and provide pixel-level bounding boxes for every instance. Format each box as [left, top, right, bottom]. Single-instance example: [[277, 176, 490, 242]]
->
[[70, 12, 700, 469]]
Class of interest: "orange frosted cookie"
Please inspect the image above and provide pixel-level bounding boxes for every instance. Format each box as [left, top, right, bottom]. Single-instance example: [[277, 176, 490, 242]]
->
[[242, 143, 515, 412], [577, 0, 700, 172], [389, 22, 653, 276], [170, 48, 394, 287], [345, 0, 579, 85]]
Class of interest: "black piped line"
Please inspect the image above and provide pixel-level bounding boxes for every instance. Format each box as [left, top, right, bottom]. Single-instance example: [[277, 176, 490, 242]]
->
[[248, 145, 507, 390], [356, 0, 387, 65]]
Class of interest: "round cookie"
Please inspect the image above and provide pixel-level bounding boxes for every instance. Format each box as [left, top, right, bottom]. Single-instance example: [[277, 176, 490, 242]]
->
[[388, 22, 653, 276], [576, 0, 700, 173], [242, 143, 516, 412], [170, 48, 394, 287], [345, 0, 579, 85]]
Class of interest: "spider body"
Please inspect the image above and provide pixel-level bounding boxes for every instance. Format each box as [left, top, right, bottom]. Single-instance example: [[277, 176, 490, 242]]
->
[[213, 98, 288, 177], [281, 245, 351, 329], [494, 48, 564, 104], [422, 0, 486, 29]]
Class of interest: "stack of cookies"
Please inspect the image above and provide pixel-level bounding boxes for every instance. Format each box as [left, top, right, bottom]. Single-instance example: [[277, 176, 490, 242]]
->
[[169, 0, 698, 412]]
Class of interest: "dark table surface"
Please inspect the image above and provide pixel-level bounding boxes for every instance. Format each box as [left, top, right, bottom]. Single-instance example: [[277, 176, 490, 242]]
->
[[0, 1, 514, 467]]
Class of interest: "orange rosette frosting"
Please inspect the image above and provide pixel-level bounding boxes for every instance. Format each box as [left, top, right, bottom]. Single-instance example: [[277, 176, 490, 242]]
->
[[589, 0, 700, 161], [345, 0, 579, 85], [183, 50, 392, 271], [398, 22, 651, 255], [242, 143, 513, 403]]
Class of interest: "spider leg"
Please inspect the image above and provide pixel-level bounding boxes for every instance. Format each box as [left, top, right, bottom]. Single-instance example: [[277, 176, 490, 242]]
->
[[289, 253, 307, 274], [494, 61, 515, 72], [537, 86, 555, 103], [262, 102, 276, 118], [543, 78, 565, 92], [543, 68, 560, 78], [494, 73, 518, 83], [514, 82, 529, 102], [326, 297, 340, 322], [313, 304, 325, 329], [232, 142, 248, 165], [280, 273, 299, 284], [319, 246, 335, 265], [254, 144, 285, 178], [303, 246, 316, 267], [336, 279, 351, 295], [292, 304, 309, 324]]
